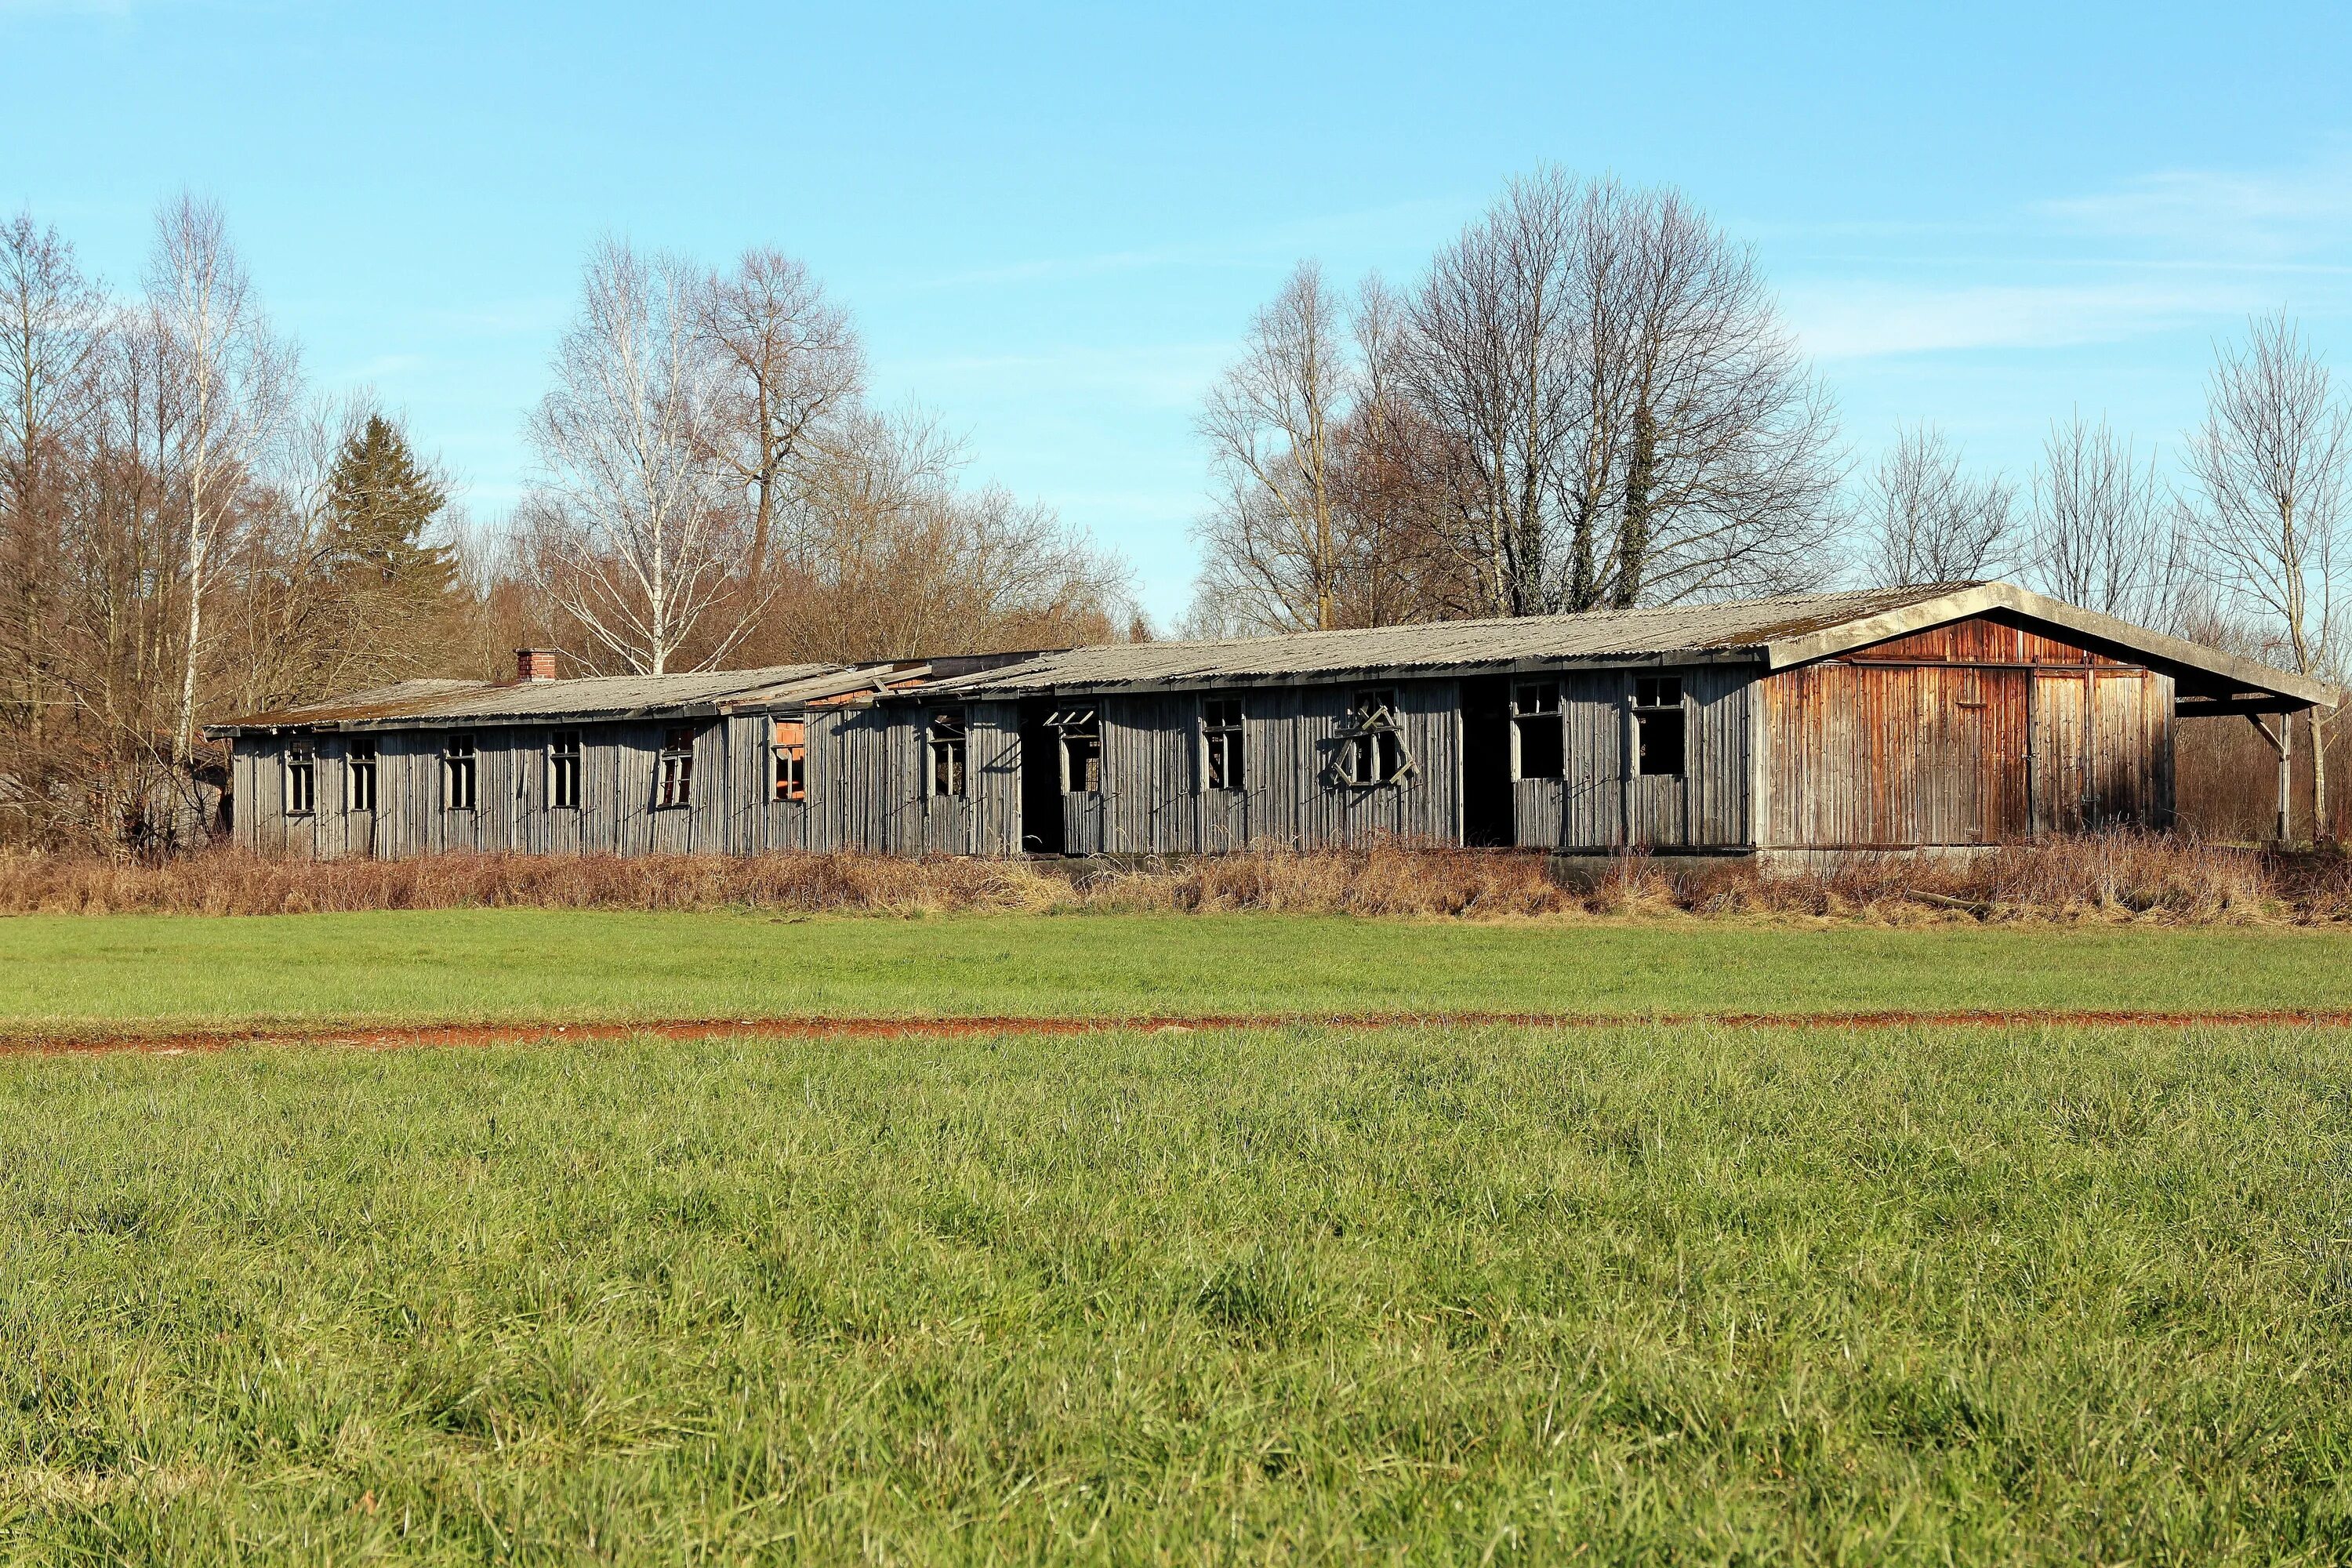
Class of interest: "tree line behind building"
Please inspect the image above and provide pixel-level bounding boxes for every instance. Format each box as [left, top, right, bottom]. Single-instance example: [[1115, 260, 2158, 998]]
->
[[2, 167, 2348, 851]]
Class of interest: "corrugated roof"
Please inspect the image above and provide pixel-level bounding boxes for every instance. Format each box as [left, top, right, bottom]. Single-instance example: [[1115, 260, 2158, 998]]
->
[[916, 583, 1984, 696], [210, 662, 911, 732]]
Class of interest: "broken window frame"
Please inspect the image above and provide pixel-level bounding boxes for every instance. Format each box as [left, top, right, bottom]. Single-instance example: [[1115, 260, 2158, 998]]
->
[[772, 719, 808, 803], [1632, 674, 1687, 779], [927, 709, 968, 799], [441, 732, 477, 812], [1047, 707, 1102, 795], [283, 741, 316, 817], [345, 736, 377, 813], [1510, 679, 1564, 781], [1200, 696, 1243, 793], [548, 729, 583, 810], [1336, 688, 1410, 788], [656, 726, 696, 809]]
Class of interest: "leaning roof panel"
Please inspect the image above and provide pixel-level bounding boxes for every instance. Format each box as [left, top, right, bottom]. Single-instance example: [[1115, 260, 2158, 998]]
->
[[209, 662, 911, 732]]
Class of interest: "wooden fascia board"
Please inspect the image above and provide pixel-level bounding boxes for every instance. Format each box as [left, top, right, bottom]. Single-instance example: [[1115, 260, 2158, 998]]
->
[[900, 648, 1767, 704], [1762, 583, 2343, 709]]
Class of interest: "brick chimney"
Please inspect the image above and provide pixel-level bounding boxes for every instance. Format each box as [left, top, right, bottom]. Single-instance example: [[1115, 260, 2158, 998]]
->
[[515, 648, 561, 684]]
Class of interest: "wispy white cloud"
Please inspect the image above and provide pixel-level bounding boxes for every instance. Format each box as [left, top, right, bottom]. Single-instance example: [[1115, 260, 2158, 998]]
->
[[1787, 147, 2352, 361], [2039, 147, 2352, 261], [1785, 278, 2273, 361]]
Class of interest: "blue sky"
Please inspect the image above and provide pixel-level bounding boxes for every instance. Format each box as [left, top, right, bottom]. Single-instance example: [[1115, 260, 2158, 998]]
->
[[5, 0, 2349, 619]]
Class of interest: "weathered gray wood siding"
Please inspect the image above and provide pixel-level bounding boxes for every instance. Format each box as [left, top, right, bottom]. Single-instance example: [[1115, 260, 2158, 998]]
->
[[1511, 665, 1753, 851], [938, 681, 1465, 855], [230, 717, 748, 859], [226, 623, 2185, 859]]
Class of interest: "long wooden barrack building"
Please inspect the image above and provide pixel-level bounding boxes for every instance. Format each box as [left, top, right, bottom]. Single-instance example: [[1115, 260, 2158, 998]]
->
[[209, 582, 2338, 861]]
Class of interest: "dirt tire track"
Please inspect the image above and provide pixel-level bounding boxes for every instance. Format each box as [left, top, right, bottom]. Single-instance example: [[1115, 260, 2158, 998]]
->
[[9, 1007, 2352, 1057]]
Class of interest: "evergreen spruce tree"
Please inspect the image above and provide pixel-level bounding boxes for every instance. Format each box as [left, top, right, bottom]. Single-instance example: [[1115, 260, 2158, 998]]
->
[[327, 416, 456, 593], [321, 415, 465, 675]]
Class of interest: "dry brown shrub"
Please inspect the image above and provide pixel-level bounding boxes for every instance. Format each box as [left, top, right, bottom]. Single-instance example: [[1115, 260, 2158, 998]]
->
[[0, 829, 2339, 923]]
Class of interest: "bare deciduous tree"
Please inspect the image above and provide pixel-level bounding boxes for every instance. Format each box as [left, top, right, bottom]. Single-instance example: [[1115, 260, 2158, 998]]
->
[[1858, 423, 2015, 586], [2185, 312, 2351, 837], [1402, 171, 1577, 616], [757, 405, 1131, 661], [525, 239, 746, 675], [2025, 412, 2183, 626], [1398, 169, 1841, 617], [0, 211, 105, 795], [1195, 261, 1351, 632], [147, 196, 294, 810], [695, 248, 863, 588], [1594, 184, 1844, 607]]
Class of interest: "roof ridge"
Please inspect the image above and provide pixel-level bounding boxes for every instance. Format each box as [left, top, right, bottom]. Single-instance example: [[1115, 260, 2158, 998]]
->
[[1067, 580, 1993, 659]]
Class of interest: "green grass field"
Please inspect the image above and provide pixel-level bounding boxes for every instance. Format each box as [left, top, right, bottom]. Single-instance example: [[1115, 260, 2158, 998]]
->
[[7, 909, 2352, 1560], [5, 1020, 2352, 1561], [4, 909, 2352, 1034]]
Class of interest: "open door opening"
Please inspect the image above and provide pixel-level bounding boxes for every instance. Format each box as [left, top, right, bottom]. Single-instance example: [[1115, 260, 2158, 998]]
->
[[1018, 699, 1065, 855], [1460, 675, 1515, 847]]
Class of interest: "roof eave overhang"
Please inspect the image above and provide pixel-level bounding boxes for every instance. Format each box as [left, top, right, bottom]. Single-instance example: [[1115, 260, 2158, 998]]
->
[[898, 646, 1768, 702], [204, 662, 931, 738], [1762, 583, 2343, 710], [208, 701, 738, 736]]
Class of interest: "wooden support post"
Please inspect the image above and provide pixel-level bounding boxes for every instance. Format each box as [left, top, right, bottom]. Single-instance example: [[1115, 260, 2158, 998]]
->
[[2247, 710, 2294, 845], [2281, 710, 2296, 846]]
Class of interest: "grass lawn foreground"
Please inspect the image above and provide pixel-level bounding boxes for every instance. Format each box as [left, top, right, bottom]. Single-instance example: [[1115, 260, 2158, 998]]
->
[[4, 908, 2352, 1033], [5, 908, 2352, 1559], [3, 1019, 2351, 1559]]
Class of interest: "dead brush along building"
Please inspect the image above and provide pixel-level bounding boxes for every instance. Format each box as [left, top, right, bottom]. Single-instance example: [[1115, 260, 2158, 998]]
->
[[209, 582, 2336, 862]]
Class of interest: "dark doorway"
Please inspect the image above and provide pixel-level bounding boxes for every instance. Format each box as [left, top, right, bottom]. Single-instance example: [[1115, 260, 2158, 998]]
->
[[1461, 676, 1515, 847], [1018, 699, 1065, 854]]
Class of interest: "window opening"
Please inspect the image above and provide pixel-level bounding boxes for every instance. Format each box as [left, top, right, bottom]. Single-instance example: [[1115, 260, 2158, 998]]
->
[[1202, 697, 1243, 792], [1511, 680, 1563, 780], [441, 732, 477, 811], [773, 719, 807, 802], [656, 727, 695, 809], [927, 710, 968, 798], [548, 730, 582, 810], [346, 737, 376, 812], [1048, 708, 1102, 794], [284, 742, 316, 816], [1633, 675, 1686, 779], [1338, 688, 1410, 786]]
